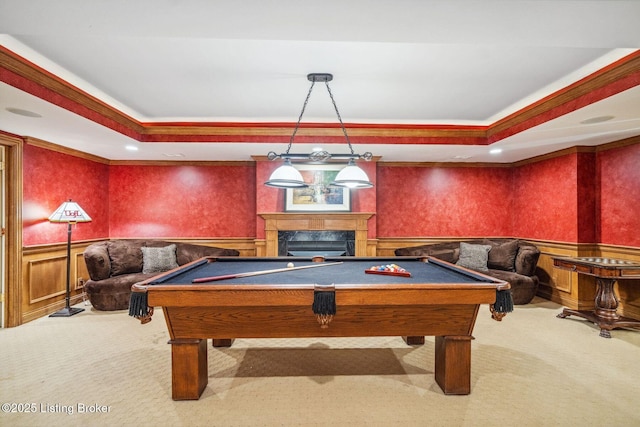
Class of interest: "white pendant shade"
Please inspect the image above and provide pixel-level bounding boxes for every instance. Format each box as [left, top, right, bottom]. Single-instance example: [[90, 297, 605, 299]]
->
[[48, 199, 92, 223], [264, 159, 308, 188], [331, 160, 373, 188]]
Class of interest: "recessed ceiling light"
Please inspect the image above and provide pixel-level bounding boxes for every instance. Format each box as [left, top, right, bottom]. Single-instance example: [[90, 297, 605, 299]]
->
[[163, 153, 185, 157], [125, 145, 139, 151], [580, 115, 615, 124], [6, 107, 42, 118], [489, 148, 503, 155], [453, 155, 472, 160]]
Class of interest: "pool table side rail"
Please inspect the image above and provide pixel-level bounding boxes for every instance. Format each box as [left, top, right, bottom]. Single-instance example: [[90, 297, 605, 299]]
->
[[135, 285, 502, 308], [131, 256, 508, 307], [131, 255, 510, 291], [129, 256, 509, 323]]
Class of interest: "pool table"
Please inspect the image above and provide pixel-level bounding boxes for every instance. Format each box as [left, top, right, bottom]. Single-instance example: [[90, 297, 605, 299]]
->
[[130, 256, 510, 400]]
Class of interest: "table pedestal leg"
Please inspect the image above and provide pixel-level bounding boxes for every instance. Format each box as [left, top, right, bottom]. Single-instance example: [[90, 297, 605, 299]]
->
[[169, 338, 208, 400], [434, 335, 472, 395], [557, 277, 640, 338]]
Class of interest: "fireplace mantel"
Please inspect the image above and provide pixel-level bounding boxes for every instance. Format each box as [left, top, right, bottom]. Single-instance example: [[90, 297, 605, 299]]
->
[[259, 213, 374, 256]]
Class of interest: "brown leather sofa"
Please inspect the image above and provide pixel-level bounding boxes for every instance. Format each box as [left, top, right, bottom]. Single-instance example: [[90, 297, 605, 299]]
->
[[395, 239, 541, 304], [83, 239, 239, 310]]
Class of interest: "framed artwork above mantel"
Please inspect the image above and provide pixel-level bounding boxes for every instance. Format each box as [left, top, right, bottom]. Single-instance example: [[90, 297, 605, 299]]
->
[[284, 164, 350, 212]]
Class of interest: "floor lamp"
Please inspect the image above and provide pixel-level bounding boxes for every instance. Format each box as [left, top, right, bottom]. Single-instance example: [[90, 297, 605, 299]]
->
[[48, 199, 92, 317]]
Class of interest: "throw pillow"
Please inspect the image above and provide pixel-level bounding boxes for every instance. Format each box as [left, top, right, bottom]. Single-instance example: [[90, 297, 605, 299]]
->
[[107, 240, 144, 276], [141, 244, 179, 274], [515, 245, 540, 276], [456, 242, 491, 272], [484, 239, 519, 272]]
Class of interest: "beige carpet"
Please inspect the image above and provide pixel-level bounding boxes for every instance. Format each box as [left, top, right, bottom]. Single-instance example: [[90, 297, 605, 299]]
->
[[1, 297, 639, 427]]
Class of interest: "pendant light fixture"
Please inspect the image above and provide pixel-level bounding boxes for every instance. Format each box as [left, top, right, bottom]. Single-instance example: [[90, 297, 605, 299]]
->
[[264, 73, 373, 189]]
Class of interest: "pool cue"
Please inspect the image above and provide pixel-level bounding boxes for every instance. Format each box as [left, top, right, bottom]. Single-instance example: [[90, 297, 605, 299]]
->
[[192, 261, 344, 283]]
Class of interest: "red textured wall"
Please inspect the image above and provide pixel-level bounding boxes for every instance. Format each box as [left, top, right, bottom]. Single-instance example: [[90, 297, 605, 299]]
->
[[108, 164, 256, 238], [376, 165, 513, 237], [512, 154, 579, 242], [255, 160, 283, 239], [598, 143, 640, 247], [22, 143, 109, 246], [576, 152, 598, 243], [21, 141, 640, 248]]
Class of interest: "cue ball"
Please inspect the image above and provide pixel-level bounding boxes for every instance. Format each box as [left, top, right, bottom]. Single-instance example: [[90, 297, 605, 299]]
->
[[287, 262, 295, 268]]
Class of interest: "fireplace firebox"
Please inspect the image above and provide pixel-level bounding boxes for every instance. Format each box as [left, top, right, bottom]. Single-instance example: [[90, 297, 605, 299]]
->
[[278, 231, 355, 257]]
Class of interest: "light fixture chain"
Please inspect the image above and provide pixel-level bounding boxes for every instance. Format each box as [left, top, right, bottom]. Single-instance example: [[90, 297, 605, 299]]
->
[[285, 80, 316, 155], [324, 81, 354, 155]]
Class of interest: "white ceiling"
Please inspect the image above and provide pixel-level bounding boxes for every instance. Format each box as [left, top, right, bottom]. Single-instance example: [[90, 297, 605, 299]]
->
[[1, 0, 639, 163]]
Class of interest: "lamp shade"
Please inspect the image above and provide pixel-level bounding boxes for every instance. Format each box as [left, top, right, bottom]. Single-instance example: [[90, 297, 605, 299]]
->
[[264, 159, 308, 188], [48, 199, 92, 223], [331, 159, 374, 188]]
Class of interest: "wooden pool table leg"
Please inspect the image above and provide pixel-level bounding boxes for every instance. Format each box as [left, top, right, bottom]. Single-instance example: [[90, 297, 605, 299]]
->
[[169, 338, 208, 400], [434, 335, 472, 395], [403, 336, 425, 345], [212, 338, 235, 347]]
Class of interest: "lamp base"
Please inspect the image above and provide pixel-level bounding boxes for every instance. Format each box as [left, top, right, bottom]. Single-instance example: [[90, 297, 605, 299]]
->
[[49, 306, 85, 317]]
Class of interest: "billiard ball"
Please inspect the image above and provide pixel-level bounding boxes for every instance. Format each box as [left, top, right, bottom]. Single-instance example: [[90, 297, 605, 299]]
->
[[287, 262, 295, 268]]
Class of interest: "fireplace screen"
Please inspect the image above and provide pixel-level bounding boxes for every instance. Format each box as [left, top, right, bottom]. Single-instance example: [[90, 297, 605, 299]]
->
[[278, 231, 355, 257]]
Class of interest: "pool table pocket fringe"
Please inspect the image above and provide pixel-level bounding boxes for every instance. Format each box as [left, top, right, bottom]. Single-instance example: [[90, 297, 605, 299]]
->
[[491, 289, 514, 319], [312, 288, 336, 329], [129, 291, 152, 323]]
